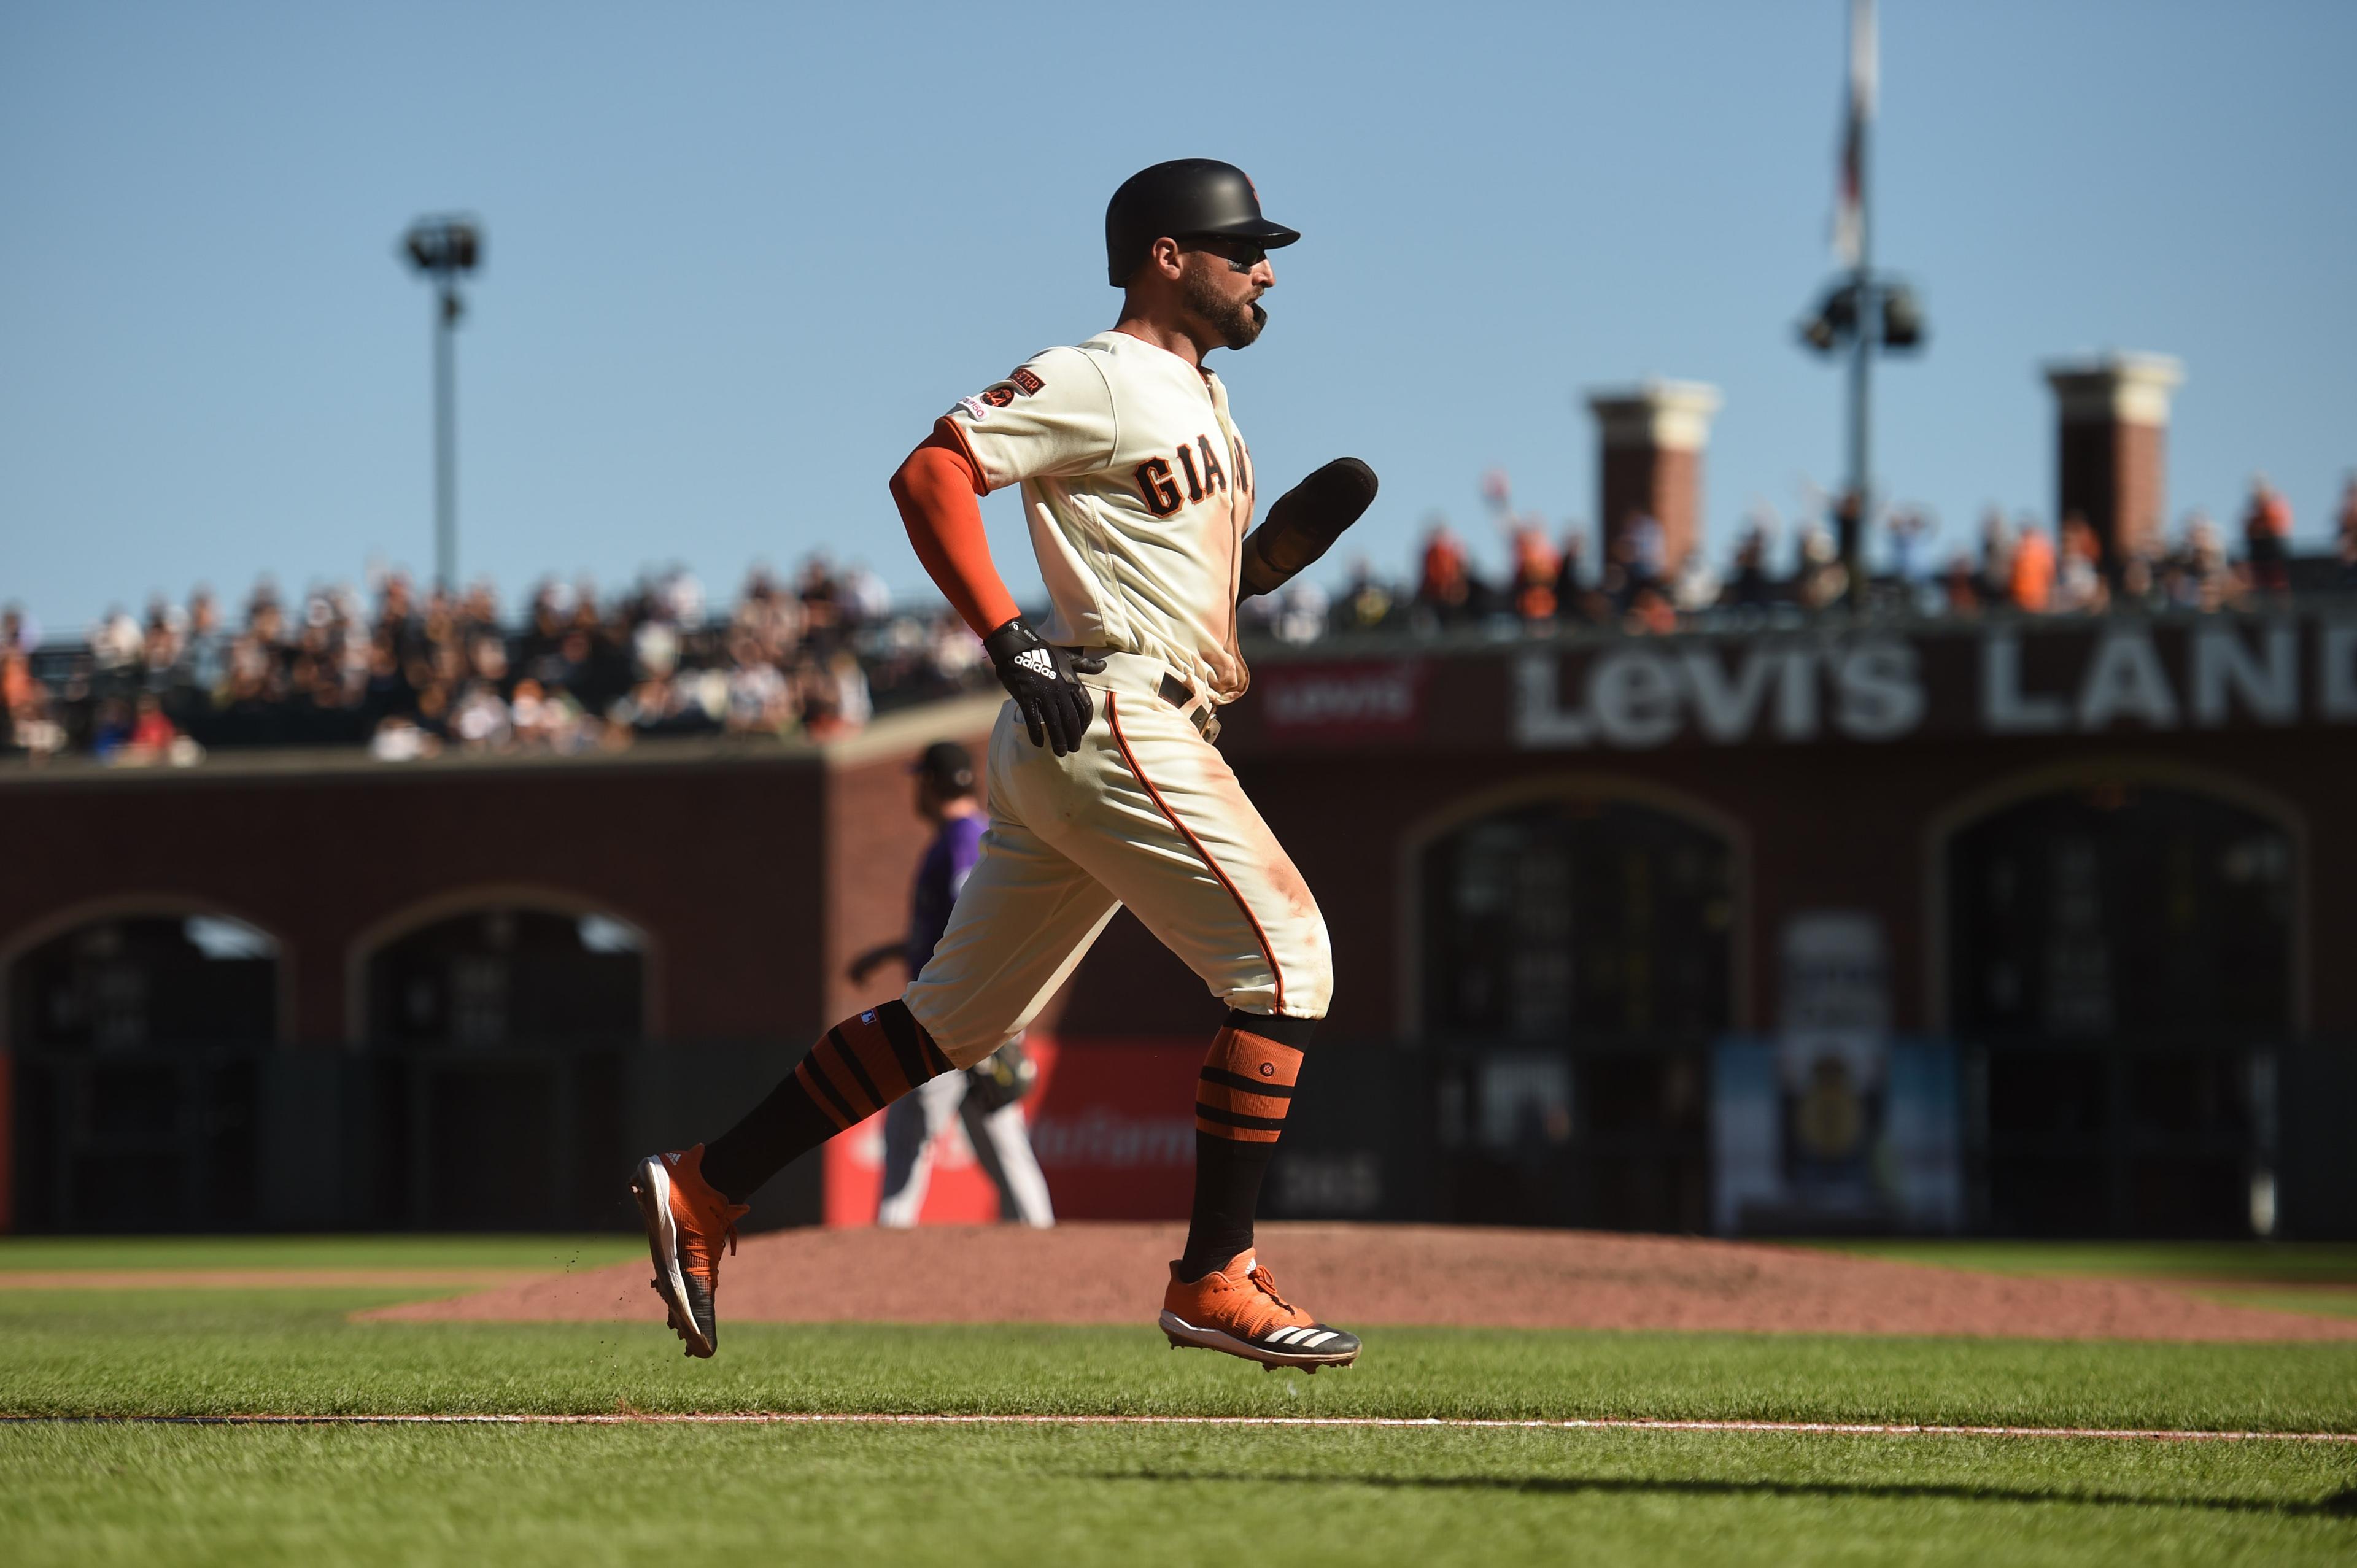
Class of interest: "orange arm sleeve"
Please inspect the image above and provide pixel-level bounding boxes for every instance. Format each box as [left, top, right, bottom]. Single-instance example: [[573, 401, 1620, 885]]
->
[[889, 419, 1021, 638]]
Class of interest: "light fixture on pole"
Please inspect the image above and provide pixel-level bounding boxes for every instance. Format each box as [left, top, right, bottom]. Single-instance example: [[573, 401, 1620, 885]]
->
[[1795, 0, 1923, 611], [399, 214, 482, 594]]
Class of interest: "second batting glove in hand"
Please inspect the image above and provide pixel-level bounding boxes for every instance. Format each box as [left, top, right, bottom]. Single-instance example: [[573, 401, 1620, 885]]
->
[[983, 617, 1106, 756]]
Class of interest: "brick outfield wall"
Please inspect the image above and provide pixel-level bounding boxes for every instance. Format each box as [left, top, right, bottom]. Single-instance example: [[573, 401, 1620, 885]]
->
[[0, 703, 999, 1052], [3, 663, 2353, 1049], [1237, 723, 2355, 1040], [5, 652, 2353, 1237], [0, 692, 1210, 1059]]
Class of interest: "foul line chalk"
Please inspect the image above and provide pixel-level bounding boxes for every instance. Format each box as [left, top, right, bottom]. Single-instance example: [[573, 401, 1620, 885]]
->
[[4, 1413, 2352, 1443]]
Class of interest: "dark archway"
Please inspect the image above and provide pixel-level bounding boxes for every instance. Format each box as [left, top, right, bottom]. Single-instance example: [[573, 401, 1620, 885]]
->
[[365, 907, 644, 1046], [9, 914, 279, 1049], [1943, 781, 2297, 1237], [5, 911, 281, 1231], [1947, 785, 2293, 1041], [1411, 792, 1738, 1233], [1421, 797, 1736, 1042], [355, 903, 646, 1229]]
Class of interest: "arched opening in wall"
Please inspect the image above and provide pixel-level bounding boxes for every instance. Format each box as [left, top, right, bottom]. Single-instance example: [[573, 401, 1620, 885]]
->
[[355, 902, 647, 1230], [6, 912, 281, 1231], [1423, 799, 1736, 1041], [1943, 780, 2297, 1238], [365, 908, 645, 1046], [1411, 790, 1740, 1234]]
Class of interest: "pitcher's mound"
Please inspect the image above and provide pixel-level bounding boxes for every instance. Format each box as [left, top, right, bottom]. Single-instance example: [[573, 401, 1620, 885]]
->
[[364, 1223, 2357, 1342]]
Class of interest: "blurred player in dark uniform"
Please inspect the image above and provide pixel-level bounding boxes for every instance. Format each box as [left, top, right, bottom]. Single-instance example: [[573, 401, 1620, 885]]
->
[[846, 741, 1054, 1227]]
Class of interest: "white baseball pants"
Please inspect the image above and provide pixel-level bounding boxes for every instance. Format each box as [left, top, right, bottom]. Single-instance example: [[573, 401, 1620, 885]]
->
[[874, 1064, 1055, 1228], [903, 652, 1332, 1068]]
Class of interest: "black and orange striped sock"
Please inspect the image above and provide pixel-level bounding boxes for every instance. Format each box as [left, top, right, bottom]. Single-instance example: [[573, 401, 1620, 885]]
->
[[1178, 1009, 1317, 1281], [699, 999, 954, 1203]]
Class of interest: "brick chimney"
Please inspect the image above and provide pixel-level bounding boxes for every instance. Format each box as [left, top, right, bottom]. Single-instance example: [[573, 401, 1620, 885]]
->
[[1585, 379, 1722, 577], [2042, 353, 2183, 566]]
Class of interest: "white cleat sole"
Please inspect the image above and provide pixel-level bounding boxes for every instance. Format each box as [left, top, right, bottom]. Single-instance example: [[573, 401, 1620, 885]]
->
[[1158, 1309, 1359, 1370], [631, 1156, 714, 1358]]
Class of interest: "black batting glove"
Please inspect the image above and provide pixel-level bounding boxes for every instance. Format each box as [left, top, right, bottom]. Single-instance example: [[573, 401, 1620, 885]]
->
[[983, 616, 1105, 756]]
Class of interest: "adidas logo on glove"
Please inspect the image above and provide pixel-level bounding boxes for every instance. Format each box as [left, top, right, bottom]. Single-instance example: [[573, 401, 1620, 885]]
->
[[1015, 649, 1056, 679]]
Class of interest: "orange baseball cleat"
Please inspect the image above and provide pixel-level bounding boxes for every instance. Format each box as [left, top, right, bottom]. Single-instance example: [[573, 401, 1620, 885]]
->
[[630, 1145, 750, 1359], [1158, 1249, 1361, 1372]]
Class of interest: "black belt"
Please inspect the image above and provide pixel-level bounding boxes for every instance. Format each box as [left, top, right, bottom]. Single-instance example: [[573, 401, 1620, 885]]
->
[[1057, 648, 1218, 740], [1159, 672, 1216, 739]]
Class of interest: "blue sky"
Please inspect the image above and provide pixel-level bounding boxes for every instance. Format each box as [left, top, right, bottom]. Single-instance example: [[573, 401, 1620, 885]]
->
[[3, 1, 2351, 631]]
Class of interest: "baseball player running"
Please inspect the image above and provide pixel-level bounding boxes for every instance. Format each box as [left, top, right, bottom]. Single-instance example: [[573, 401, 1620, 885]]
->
[[633, 158, 1378, 1372], [854, 740, 1055, 1229]]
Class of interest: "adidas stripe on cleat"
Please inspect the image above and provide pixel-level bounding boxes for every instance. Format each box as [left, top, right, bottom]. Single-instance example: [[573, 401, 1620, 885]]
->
[[1158, 1249, 1361, 1371]]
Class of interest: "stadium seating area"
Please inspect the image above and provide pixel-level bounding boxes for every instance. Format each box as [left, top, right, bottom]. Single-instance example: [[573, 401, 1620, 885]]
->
[[6, 475, 2353, 763], [1250, 474, 2357, 644], [0, 560, 990, 764]]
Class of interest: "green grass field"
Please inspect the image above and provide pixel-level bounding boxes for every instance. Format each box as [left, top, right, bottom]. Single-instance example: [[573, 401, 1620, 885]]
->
[[1805, 1240, 2357, 1320], [0, 1234, 644, 1272], [3, 1237, 2353, 1566]]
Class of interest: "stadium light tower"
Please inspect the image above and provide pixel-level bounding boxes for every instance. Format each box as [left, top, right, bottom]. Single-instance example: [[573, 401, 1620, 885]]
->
[[1796, 0, 1923, 610], [400, 215, 483, 593]]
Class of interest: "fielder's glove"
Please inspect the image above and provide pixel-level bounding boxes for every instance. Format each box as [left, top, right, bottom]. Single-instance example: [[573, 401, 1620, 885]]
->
[[964, 1039, 1037, 1114], [984, 616, 1105, 756], [1239, 457, 1380, 601]]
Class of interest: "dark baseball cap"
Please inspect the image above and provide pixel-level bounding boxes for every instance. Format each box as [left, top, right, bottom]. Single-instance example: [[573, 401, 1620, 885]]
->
[[911, 740, 975, 791]]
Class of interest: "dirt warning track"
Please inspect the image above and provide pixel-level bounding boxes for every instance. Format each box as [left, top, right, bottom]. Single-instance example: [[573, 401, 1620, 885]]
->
[[363, 1223, 2357, 1342]]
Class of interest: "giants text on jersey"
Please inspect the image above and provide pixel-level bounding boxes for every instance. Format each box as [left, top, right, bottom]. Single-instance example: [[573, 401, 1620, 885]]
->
[[943, 331, 1258, 703]]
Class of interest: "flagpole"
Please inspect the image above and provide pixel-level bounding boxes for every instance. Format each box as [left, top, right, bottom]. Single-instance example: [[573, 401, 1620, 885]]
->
[[1843, 0, 1875, 612]]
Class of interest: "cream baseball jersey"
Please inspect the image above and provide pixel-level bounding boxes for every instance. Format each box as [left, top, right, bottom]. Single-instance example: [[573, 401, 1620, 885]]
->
[[943, 330, 1257, 703]]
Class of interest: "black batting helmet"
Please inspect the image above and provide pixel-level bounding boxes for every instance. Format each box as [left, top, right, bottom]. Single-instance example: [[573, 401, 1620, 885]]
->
[[1105, 159, 1299, 287]]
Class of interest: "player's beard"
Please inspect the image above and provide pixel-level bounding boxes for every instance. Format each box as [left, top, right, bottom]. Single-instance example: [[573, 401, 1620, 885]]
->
[[1182, 267, 1265, 350]]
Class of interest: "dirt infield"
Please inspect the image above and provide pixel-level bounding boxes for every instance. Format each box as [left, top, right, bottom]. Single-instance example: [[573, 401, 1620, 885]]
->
[[366, 1223, 2357, 1342]]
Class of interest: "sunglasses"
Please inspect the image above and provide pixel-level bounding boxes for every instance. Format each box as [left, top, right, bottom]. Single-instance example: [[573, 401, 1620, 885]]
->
[[1183, 235, 1268, 274]]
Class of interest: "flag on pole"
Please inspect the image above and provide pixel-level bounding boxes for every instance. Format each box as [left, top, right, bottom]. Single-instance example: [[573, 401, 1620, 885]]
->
[[1832, 0, 1877, 267]]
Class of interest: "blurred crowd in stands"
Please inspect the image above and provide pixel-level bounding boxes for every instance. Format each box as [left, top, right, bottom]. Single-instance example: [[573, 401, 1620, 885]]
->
[[1244, 472, 2357, 644], [7, 474, 2354, 764], [0, 558, 988, 765]]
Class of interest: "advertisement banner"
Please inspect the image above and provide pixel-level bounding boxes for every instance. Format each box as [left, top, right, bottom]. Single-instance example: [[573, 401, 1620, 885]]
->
[[1509, 617, 2357, 752], [1711, 911, 1962, 1234], [822, 1035, 1202, 1226], [1712, 1039, 1962, 1234], [1255, 660, 1427, 746]]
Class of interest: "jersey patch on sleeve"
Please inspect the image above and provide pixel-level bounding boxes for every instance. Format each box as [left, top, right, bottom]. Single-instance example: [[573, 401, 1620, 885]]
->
[[958, 395, 991, 421], [981, 385, 1016, 409], [1009, 366, 1045, 395]]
